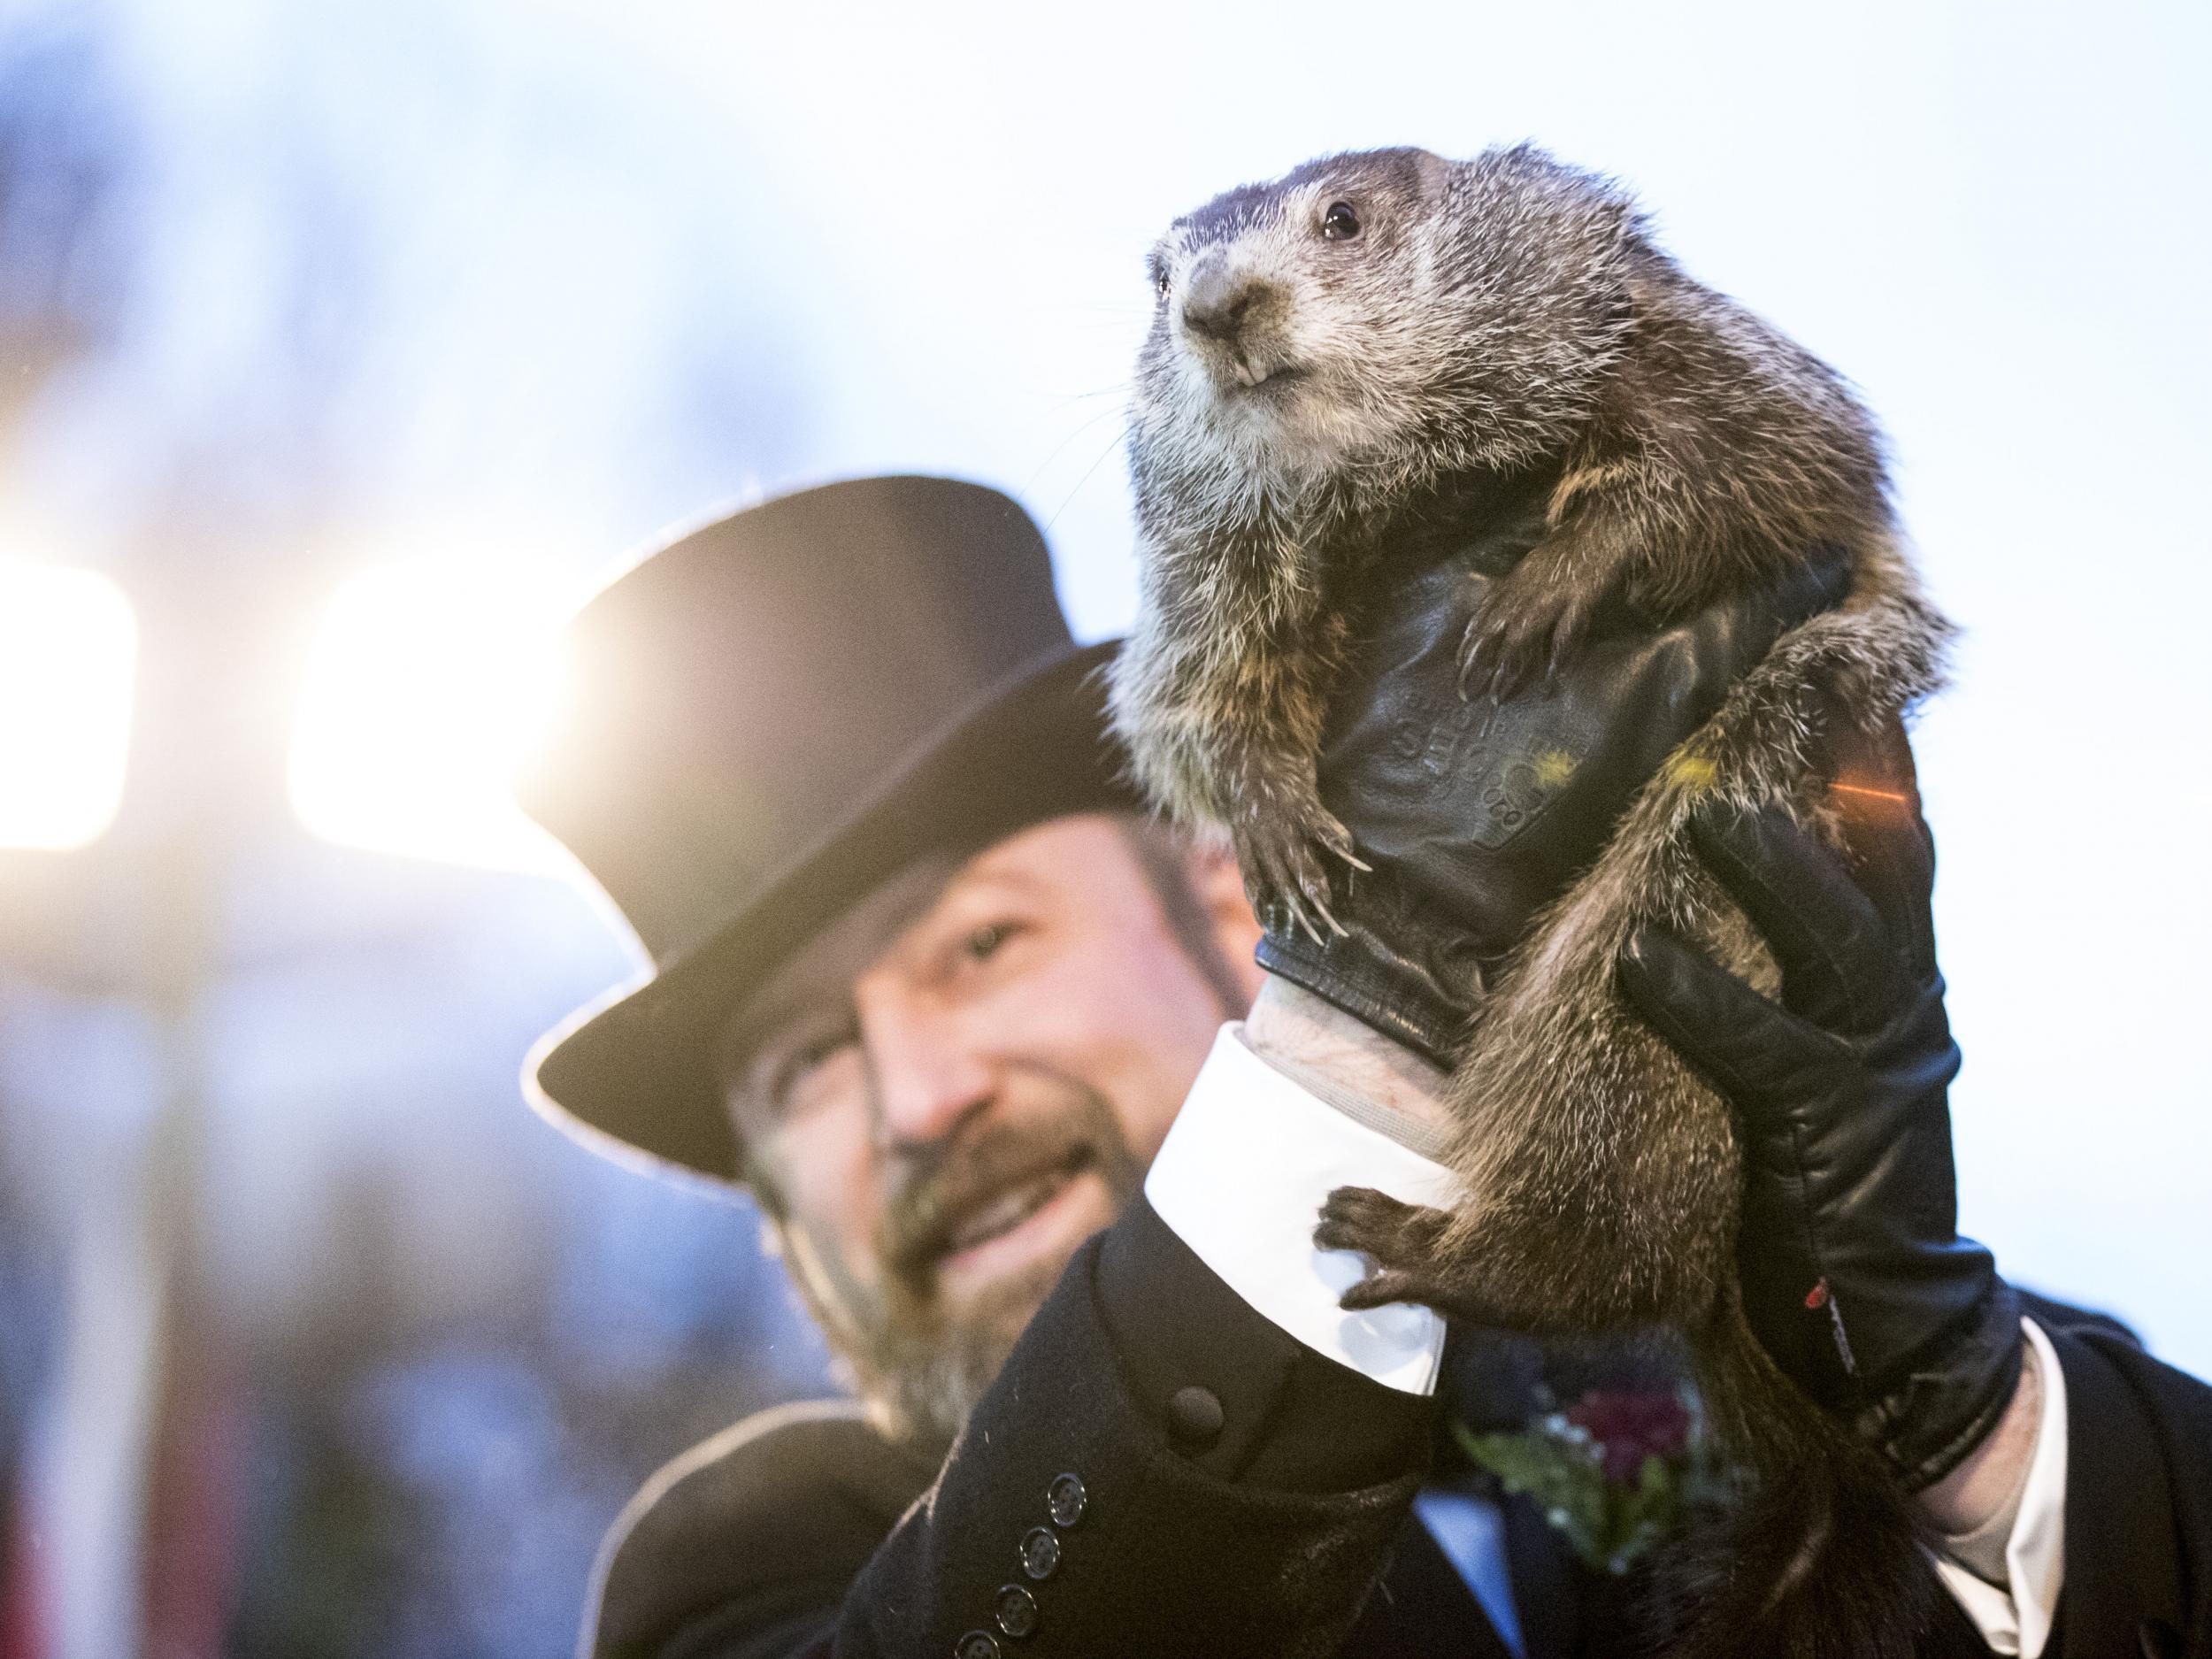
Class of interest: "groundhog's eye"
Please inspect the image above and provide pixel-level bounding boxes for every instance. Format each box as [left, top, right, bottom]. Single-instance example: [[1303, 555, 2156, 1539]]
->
[[1321, 201, 1362, 242]]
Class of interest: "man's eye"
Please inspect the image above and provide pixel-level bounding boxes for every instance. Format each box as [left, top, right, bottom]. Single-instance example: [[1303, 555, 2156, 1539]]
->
[[964, 922, 1014, 962], [770, 1031, 854, 1108]]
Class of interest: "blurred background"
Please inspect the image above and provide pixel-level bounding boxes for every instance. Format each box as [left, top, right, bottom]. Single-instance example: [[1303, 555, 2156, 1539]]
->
[[0, 0, 2203, 1653]]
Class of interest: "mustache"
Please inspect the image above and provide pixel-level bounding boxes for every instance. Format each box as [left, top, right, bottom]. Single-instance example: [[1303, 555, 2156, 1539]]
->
[[875, 1112, 1108, 1286]]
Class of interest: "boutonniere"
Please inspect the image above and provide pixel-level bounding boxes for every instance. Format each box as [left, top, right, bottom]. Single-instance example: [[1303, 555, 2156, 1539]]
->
[[1452, 1387, 1725, 1576]]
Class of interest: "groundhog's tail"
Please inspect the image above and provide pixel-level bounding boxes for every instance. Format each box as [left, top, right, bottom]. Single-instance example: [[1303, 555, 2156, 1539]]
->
[[1654, 1294, 1965, 1659]]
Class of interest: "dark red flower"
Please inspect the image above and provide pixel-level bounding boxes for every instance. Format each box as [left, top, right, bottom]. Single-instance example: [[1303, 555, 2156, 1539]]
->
[[1563, 1389, 1691, 1485]]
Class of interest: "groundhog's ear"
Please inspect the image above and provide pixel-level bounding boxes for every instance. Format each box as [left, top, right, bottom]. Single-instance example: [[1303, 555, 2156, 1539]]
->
[[1409, 148, 1453, 203]]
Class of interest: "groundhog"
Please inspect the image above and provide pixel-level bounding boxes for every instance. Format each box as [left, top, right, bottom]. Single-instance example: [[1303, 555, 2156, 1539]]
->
[[1109, 144, 1958, 1659]]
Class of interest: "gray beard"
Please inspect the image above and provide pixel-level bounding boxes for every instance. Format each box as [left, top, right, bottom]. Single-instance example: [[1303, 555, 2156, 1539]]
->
[[847, 1252, 1065, 1459], [780, 1080, 1145, 1462]]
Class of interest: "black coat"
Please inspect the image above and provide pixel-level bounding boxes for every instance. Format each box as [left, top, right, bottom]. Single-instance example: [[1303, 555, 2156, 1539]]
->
[[584, 1202, 2212, 1659]]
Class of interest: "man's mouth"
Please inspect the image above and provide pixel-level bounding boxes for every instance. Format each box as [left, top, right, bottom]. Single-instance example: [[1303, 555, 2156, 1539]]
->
[[889, 1143, 1098, 1286], [941, 1151, 1089, 1256]]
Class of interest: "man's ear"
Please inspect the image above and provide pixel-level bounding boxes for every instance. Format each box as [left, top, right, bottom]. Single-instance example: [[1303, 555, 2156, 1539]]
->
[[1186, 836, 1266, 1008]]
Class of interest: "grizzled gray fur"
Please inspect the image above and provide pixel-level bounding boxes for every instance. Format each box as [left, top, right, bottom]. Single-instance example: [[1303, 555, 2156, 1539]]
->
[[1109, 143, 1958, 1659]]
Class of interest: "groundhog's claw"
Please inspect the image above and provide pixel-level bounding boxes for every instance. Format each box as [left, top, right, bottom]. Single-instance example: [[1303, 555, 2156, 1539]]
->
[[1317, 819, 1371, 874], [1263, 836, 1346, 946], [1233, 801, 1363, 945], [1458, 563, 1600, 702]]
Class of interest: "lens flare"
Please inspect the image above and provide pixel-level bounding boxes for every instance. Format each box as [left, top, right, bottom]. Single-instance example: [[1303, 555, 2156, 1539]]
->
[[288, 560, 570, 872], [0, 560, 138, 850]]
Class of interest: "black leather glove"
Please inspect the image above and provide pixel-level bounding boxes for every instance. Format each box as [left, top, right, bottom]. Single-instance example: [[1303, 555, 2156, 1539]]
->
[[1614, 721, 2024, 1491], [1255, 467, 1851, 1065]]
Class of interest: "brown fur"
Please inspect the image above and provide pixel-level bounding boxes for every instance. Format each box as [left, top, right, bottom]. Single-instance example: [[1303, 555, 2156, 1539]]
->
[[1110, 143, 1960, 1658]]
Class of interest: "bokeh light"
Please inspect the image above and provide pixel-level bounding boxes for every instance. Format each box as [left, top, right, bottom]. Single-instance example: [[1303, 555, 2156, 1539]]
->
[[288, 560, 571, 873], [0, 559, 137, 850]]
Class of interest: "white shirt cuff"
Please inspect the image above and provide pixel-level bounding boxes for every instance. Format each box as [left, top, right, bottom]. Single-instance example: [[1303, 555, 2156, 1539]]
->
[[1931, 1317, 2069, 1657], [1143, 1024, 1465, 1394]]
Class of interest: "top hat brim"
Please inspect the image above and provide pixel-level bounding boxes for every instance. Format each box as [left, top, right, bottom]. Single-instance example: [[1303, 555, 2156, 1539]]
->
[[524, 638, 1137, 1189]]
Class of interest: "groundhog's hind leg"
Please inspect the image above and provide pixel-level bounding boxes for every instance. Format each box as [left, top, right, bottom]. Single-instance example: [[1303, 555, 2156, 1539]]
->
[[1313, 1187, 1517, 1325]]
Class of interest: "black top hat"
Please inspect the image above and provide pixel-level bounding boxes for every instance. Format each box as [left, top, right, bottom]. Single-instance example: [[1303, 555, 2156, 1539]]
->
[[519, 475, 1137, 1187]]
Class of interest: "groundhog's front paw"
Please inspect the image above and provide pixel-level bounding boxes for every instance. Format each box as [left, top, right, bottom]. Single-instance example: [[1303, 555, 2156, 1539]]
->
[[1234, 803, 1368, 947], [1457, 568, 1599, 702], [1314, 1187, 1472, 1314]]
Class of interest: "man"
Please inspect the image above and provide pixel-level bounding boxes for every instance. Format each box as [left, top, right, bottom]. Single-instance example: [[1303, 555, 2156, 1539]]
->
[[519, 476, 2209, 1658]]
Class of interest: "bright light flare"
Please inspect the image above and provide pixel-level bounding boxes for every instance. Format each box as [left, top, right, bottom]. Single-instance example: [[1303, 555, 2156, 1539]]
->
[[288, 560, 569, 873], [0, 560, 137, 850]]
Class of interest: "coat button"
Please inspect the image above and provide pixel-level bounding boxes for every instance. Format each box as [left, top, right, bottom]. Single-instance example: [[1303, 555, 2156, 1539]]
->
[[1019, 1525, 1061, 1580], [1047, 1472, 1087, 1527], [955, 1632, 1001, 1659], [994, 1585, 1041, 1640], [1166, 1385, 1225, 1449]]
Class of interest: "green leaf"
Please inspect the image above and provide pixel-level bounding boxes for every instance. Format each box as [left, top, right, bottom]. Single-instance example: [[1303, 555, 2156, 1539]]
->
[[1451, 1415, 1709, 1577]]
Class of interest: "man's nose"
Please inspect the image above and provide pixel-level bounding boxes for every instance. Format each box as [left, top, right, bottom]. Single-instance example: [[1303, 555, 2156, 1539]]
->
[[1179, 250, 1263, 345], [859, 988, 995, 1152]]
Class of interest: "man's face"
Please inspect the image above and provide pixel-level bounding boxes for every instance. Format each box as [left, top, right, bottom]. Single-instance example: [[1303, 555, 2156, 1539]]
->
[[719, 814, 1262, 1449]]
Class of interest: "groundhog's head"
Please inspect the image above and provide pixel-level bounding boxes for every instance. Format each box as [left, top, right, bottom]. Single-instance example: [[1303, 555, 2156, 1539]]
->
[[1132, 143, 1643, 512]]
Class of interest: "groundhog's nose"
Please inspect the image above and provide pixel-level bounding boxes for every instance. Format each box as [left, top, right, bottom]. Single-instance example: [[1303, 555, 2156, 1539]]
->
[[1179, 250, 1263, 345]]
